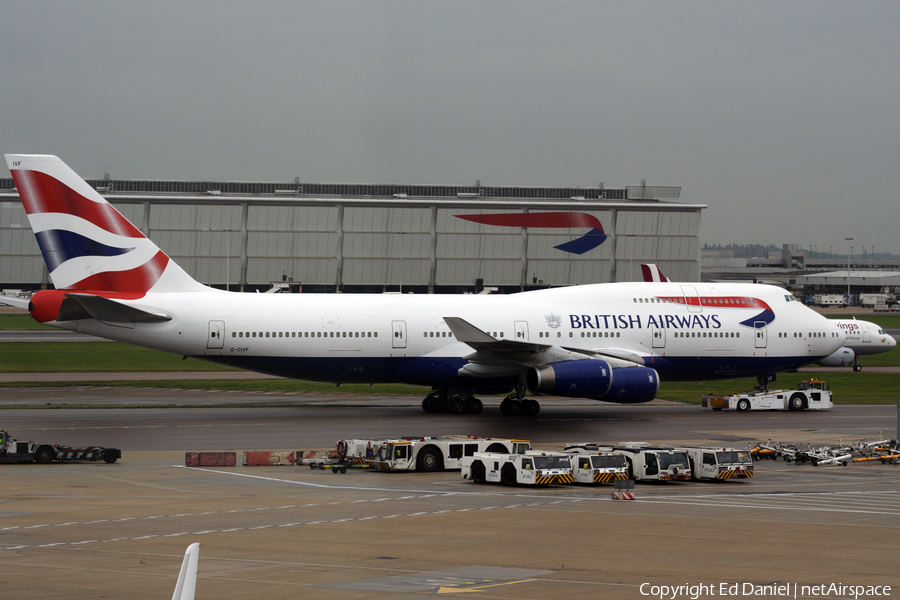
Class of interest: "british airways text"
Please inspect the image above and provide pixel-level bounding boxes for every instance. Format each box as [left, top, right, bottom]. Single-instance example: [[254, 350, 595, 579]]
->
[[570, 314, 723, 330]]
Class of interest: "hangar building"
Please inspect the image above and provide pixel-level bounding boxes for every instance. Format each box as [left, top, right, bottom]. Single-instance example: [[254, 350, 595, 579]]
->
[[0, 176, 701, 293]]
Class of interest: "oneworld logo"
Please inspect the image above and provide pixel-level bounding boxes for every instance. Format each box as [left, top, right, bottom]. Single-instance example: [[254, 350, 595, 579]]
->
[[454, 212, 607, 255]]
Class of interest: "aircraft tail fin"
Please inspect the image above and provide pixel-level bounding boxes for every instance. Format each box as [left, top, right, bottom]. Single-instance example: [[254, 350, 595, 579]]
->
[[171, 543, 199, 600], [640, 263, 668, 283], [5, 154, 205, 294]]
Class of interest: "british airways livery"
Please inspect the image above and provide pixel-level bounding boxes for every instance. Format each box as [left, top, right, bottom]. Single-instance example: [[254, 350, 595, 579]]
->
[[3, 154, 846, 416]]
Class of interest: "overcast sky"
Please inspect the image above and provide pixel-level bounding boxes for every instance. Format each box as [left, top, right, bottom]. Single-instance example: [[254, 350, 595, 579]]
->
[[3, 2, 898, 255]]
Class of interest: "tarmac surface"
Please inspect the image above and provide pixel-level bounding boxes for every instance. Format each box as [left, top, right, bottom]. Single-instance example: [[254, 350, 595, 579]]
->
[[1, 388, 899, 599]]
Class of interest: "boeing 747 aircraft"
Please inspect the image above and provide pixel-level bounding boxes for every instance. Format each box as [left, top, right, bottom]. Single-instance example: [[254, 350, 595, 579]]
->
[[3, 155, 846, 415]]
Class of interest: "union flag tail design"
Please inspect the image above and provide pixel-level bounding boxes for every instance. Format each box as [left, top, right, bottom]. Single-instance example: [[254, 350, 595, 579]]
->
[[6, 154, 203, 294]]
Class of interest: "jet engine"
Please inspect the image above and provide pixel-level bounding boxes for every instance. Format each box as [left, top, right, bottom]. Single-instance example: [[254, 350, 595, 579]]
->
[[526, 359, 659, 403], [819, 347, 854, 367]]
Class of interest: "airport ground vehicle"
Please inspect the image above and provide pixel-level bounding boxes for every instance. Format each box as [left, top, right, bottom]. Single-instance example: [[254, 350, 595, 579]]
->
[[562, 444, 631, 483], [860, 294, 889, 308], [812, 294, 848, 307], [681, 447, 754, 480], [702, 379, 833, 412], [461, 451, 574, 486], [586, 443, 692, 481], [338, 436, 531, 472], [0, 430, 120, 464]]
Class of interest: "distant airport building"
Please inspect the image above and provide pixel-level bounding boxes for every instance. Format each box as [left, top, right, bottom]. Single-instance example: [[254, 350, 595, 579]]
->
[[701, 244, 900, 305], [0, 175, 700, 293]]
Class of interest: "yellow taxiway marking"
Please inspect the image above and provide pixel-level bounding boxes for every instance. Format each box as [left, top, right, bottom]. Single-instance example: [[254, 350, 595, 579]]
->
[[436, 578, 537, 593]]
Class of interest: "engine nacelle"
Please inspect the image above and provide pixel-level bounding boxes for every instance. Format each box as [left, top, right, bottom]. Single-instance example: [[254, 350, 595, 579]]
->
[[526, 359, 659, 403], [819, 348, 854, 367]]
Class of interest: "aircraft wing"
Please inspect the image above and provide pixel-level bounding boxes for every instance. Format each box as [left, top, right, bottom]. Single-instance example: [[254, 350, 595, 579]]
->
[[58, 294, 172, 324], [444, 316, 645, 378]]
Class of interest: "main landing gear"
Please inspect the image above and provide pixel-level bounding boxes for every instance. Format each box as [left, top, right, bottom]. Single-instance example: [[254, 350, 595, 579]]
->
[[421, 388, 483, 414], [499, 384, 540, 416], [420, 385, 540, 416]]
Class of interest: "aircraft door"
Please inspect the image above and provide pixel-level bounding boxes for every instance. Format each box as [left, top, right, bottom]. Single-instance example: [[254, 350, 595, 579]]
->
[[514, 320, 529, 341], [652, 327, 666, 348], [862, 325, 871, 343], [754, 323, 767, 348], [680, 286, 702, 313], [207, 320, 225, 349], [392, 320, 407, 349]]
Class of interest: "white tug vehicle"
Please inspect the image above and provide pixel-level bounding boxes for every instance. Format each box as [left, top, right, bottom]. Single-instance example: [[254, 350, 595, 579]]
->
[[703, 379, 833, 412]]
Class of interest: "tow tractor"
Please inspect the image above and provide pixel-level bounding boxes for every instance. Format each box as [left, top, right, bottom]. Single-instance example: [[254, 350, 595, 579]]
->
[[0, 430, 121, 464], [703, 379, 833, 412], [681, 447, 754, 480], [562, 444, 631, 484], [336, 436, 531, 472], [577, 442, 691, 481], [461, 450, 574, 486]]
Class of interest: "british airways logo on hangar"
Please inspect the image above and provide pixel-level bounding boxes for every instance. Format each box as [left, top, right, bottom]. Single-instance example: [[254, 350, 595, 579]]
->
[[454, 212, 607, 255]]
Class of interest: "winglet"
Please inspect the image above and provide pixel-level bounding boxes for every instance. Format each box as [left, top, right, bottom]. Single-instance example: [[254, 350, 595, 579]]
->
[[171, 543, 199, 600]]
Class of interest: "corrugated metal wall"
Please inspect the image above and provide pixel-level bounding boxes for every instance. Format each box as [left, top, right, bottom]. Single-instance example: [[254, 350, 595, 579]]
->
[[0, 198, 702, 290]]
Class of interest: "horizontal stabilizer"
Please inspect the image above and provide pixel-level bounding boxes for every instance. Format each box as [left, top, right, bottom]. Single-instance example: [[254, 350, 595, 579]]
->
[[0, 295, 31, 310], [60, 293, 172, 324]]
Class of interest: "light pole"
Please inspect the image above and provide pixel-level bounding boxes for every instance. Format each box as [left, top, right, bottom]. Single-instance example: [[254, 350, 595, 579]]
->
[[845, 237, 853, 301]]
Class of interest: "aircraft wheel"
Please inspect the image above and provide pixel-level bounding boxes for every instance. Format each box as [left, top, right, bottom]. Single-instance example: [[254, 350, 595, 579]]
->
[[522, 399, 540, 416], [448, 397, 466, 414], [466, 397, 483, 414], [505, 399, 523, 416], [853, 364, 862, 372]]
